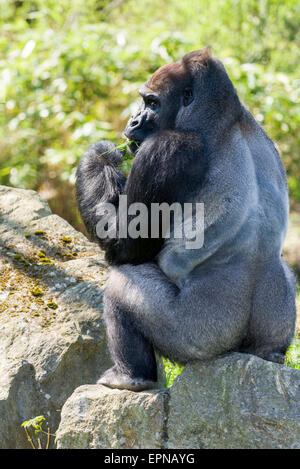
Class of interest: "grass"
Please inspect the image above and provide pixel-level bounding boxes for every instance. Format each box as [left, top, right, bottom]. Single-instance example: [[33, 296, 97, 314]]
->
[[163, 358, 184, 388], [285, 337, 300, 370], [287, 287, 300, 370]]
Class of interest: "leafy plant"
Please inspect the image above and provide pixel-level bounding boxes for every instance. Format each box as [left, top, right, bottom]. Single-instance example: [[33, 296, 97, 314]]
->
[[163, 358, 184, 387], [98, 140, 136, 157], [285, 337, 300, 370], [21, 415, 54, 449]]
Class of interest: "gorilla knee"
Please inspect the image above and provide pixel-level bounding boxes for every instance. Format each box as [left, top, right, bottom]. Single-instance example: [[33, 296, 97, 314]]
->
[[105, 267, 128, 300]]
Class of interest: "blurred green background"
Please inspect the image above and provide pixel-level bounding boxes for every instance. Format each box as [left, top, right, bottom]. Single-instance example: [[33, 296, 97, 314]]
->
[[0, 0, 299, 373], [0, 0, 299, 231]]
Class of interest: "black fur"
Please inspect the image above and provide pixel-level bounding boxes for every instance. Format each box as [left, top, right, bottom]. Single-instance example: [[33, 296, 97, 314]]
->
[[76, 131, 206, 265]]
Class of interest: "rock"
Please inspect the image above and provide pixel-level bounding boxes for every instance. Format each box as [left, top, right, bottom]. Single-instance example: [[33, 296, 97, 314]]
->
[[0, 359, 41, 448], [56, 385, 168, 449], [0, 185, 112, 448], [167, 353, 300, 449], [56, 353, 300, 449], [0, 185, 51, 226]]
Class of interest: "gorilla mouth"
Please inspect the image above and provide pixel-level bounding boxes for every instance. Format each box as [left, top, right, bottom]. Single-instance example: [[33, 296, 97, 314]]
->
[[127, 139, 141, 155]]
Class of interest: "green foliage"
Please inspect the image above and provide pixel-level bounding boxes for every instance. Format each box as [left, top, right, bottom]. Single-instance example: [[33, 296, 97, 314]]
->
[[98, 140, 134, 157], [21, 415, 53, 449], [285, 338, 300, 370], [0, 0, 299, 229], [21, 415, 45, 435], [163, 358, 184, 387]]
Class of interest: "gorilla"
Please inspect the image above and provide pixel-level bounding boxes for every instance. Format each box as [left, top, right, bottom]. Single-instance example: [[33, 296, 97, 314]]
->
[[76, 48, 296, 391]]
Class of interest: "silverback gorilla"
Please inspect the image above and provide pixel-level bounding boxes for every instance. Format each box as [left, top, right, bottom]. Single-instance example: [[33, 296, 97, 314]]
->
[[76, 48, 296, 391]]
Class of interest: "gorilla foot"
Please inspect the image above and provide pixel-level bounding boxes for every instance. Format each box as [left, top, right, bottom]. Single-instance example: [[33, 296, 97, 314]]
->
[[250, 351, 286, 364], [263, 352, 285, 365], [97, 367, 156, 392]]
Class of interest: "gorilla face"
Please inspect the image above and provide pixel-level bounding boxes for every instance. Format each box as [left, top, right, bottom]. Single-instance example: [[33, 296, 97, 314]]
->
[[124, 56, 197, 153], [124, 90, 164, 152], [124, 47, 240, 154]]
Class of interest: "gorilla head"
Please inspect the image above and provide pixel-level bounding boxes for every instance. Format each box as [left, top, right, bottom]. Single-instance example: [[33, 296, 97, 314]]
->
[[124, 47, 241, 152]]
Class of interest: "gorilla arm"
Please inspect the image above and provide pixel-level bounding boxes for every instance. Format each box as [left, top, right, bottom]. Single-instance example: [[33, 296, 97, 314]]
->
[[76, 140, 165, 265], [76, 131, 205, 266], [157, 125, 258, 281]]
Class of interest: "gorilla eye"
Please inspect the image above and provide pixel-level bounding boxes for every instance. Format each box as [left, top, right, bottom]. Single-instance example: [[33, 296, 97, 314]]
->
[[145, 97, 159, 110], [183, 88, 193, 106]]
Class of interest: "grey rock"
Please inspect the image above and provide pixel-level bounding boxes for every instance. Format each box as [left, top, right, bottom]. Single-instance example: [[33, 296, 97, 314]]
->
[[56, 353, 300, 449], [167, 353, 300, 449], [0, 360, 42, 448], [0, 185, 51, 226], [0, 186, 112, 448], [56, 384, 168, 449]]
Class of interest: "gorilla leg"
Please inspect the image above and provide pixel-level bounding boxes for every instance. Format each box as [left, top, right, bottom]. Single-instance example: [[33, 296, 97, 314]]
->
[[99, 261, 251, 390], [239, 259, 296, 364], [98, 292, 158, 391], [99, 259, 295, 391]]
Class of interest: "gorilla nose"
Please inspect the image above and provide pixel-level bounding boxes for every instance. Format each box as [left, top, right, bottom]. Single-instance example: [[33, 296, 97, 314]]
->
[[129, 112, 146, 130], [130, 118, 139, 128], [124, 112, 146, 139]]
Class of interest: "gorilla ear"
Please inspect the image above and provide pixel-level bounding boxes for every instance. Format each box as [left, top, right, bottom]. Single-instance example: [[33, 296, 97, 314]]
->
[[183, 46, 212, 71], [183, 88, 194, 106], [201, 45, 212, 60]]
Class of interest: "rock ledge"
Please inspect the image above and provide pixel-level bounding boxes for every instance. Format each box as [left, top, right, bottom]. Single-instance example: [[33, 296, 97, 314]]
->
[[57, 353, 300, 449]]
